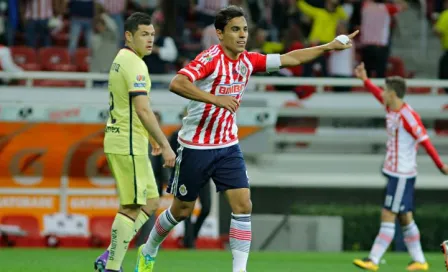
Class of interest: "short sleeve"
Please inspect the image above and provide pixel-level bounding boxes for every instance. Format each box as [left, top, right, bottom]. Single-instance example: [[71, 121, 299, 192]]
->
[[178, 51, 214, 82], [385, 3, 400, 16], [402, 109, 429, 143], [247, 52, 281, 74], [124, 64, 149, 97]]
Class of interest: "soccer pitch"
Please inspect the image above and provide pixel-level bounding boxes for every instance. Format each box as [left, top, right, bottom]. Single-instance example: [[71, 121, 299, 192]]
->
[[0, 249, 445, 271]]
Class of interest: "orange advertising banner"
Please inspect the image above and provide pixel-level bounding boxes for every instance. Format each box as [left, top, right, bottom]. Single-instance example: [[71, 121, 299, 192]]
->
[[0, 122, 259, 232]]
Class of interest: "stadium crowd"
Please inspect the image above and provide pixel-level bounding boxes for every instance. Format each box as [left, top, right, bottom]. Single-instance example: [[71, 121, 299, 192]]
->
[[0, 0, 447, 92]]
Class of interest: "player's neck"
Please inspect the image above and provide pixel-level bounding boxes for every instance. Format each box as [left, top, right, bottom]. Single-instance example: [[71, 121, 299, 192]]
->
[[125, 43, 143, 58], [220, 44, 241, 60], [389, 99, 404, 111]]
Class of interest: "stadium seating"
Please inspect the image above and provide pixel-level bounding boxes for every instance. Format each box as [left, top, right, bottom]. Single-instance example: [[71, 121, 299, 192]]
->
[[1, 215, 45, 247]]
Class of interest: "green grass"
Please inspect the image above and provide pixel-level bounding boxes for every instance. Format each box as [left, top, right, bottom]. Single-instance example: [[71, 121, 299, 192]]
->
[[0, 249, 445, 272]]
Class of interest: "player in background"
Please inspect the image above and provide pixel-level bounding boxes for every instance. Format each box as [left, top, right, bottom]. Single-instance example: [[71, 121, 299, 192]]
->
[[441, 240, 448, 271], [135, 5, 358, 272], [94, 12, 176, 272], [352, 62, 448, 271]]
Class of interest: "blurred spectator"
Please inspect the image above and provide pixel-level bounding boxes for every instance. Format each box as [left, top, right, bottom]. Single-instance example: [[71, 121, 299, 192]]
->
[[248, 26, 284, 54], [328, 22, 355, 92], [360, 0, 406, 78], [297, 0, 348, 77], [67, 0, 100, 56], [90, 12, 119, 73], [143, 10, 178, 75], [100, 0, 126, 46], [0, 45, 24, 72], [201, 24, 219, 50], [434, 0, 448, 93], [195, 0, 228, 27], [0, 0, 19, 46], [23, 0, 56, 48]]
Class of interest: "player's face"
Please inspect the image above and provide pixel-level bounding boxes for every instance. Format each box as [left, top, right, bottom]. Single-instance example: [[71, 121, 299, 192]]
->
[[382, 86, 396, 107], [218, 16, 248, 56], [127, 24, 155, 57]]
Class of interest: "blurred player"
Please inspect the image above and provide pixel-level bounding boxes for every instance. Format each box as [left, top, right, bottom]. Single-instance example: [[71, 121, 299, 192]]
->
[[93, 12, 176, 272], [352, 62, 448, 271], [441, 240, 448, 271], [135, 5, 358, 272]]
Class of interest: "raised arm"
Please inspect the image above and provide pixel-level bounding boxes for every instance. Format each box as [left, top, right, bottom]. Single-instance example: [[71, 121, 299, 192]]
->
[[354, 62, 384, 104], [279, 30, 358, 67], [402, 110, 448, 174]]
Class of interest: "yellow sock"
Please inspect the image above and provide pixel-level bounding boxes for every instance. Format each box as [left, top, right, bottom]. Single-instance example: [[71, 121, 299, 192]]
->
[[105, 213, 135, 270], [107, 210, 150, 251]]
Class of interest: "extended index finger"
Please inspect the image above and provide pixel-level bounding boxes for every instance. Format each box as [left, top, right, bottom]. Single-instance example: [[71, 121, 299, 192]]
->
[[347, 30, 359, 39]]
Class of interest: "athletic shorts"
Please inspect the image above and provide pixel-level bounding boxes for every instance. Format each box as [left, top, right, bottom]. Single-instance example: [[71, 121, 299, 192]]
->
[[383, 174, 416, 214], [167, 144, 249, 202], [106, 153, 159, 205]]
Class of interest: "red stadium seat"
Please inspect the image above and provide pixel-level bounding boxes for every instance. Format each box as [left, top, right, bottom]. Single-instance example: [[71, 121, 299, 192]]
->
[[386, 56, 405, 77], [1, 215, 45, 247], [74, 48, 90, 72], [89, 216, 114, 246], [38, 47, 76, 71], [10, 46, 40, 74]]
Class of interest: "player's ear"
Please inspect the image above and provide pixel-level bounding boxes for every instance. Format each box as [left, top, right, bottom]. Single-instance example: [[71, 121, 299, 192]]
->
[[216, 29, 224, 41], [125, 30, 133, 44]]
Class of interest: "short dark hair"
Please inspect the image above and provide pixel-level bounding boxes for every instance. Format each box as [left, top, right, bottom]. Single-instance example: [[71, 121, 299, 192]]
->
[[214, 5, 245, 32], [125, 12, 152, 34], [385, 76, 406, 98]]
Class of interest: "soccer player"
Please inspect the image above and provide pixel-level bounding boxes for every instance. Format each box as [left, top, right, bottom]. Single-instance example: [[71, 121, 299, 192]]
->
[[135, 5, 357, 272], [441, 240, 448, 271], [352, 62, 448, 271], [93, 12, 176, 272]]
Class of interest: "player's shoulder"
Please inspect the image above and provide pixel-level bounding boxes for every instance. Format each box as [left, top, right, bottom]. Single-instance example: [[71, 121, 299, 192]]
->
[[400, 104, 422, 122], [194, 45, 222, 64], [114, 48, 145, 69]]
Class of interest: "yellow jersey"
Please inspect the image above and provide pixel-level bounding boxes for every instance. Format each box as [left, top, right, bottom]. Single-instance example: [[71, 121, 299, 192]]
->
[[104, 47, 151, 155], [435, 10, 448, 50]]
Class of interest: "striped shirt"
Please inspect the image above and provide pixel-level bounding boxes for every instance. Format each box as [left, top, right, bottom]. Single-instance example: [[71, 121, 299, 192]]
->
[[196, 0, 228, 16], [25, 0, 53, 20], [360, 1, 401, 46], [177, 45, 281, 149], [101, 0, 126, 14], [383, 104, 428, 177]]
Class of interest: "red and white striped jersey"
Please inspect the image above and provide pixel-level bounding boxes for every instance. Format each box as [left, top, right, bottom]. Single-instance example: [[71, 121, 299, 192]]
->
[[383, 104, 429, 177], [25, 0, 53, 20], [360, 2, 401, 46], [177, 44, 281, 149]]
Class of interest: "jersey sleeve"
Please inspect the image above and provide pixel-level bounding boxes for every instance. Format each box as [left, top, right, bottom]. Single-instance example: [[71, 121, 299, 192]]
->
[[401, 109, 429, 143], [364, 79, 385, 105], [247, 52, 281, 74], [178, 52, 214, 82], [385, 3, 400, 15], [124, 63, 148, 97]]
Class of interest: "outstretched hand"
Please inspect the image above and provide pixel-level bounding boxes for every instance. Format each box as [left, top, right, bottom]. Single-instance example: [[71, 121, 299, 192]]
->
[[441, 164, 448, 175], [328, 30, 359, 51], [354, 62, 368, 81]]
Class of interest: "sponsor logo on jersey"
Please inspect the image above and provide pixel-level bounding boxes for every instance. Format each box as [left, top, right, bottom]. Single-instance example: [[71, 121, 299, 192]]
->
[[217, 82, 245, 96], [133, 82, 146, 88], [136, 75, 145, 81]]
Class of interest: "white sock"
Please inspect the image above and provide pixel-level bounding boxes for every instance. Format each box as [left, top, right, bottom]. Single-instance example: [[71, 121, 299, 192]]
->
[[230, 213, 251, 272], [403, 221, 426, 263], [142, 208, 178, 258], [368, 222, 395, 264]]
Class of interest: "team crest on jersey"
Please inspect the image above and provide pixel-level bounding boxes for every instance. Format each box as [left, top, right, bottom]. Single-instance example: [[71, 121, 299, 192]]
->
[[239, 62, 248, 76], [179, 184, 188, 196], [136, 75, 145, 81]]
